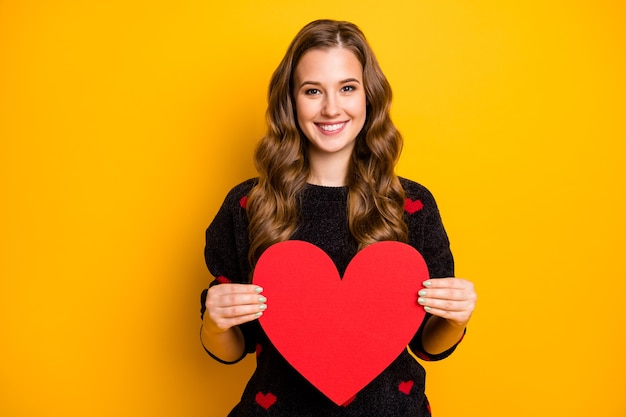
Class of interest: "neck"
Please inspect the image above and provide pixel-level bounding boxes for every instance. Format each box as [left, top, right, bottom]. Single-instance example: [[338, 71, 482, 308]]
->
[[307, 151, 351, 187]]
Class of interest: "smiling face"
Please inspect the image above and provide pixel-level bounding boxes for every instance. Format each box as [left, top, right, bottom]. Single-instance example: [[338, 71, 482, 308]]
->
[[293, 47, 367, 167]]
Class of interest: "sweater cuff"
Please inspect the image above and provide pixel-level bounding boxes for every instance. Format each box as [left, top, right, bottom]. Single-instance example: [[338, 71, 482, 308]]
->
[[199, 325, 248, 365], [410, 325, 466, 362]]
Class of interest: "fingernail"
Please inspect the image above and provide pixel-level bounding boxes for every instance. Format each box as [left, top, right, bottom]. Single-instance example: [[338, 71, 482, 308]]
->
[[255, 312, 263, 318], [418, 290, 427, 297], [423, 280, 432, 287], [418, 297, 426, 305], [254, 286, 263, 293], [259, 304, 267, 311], [258, 296, 267, 303], [424, 306, 432, 312]]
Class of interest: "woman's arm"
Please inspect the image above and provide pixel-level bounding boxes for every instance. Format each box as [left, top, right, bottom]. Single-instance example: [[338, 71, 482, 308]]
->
[[201, 283, 266, 363], [418, 277, 476, 354], [201, 325, 246, 363]]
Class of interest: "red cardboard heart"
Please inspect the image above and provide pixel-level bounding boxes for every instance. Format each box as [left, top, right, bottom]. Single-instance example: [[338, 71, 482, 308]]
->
[[253, 240, 428, 405]]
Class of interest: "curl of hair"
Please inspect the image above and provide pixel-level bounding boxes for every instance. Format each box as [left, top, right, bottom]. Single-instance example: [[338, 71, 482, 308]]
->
[[247, 19, 408, 271]]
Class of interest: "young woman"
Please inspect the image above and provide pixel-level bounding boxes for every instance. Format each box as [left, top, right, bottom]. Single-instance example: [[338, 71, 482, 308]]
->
[[200, 19, 477, 416]]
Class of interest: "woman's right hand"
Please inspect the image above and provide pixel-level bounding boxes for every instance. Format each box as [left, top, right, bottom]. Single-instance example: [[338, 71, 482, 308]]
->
[[203, 284, 267, 333]]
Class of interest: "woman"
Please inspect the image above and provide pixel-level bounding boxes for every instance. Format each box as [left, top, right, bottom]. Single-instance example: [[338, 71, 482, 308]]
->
[[200, 19, 476, 416]]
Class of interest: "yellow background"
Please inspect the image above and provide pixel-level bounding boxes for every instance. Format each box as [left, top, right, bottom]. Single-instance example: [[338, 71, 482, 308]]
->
[[1, 1, 625, 416]]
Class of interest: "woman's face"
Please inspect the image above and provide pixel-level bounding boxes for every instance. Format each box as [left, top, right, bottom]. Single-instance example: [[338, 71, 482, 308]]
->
[[293, 47, 367, 162]]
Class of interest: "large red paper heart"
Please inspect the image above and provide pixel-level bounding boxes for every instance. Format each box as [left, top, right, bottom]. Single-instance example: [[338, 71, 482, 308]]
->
[[253, 240, 428, 405]]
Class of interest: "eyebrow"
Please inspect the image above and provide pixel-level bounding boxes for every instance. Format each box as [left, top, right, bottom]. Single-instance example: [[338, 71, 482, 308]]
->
[[298, 78, 362, 89]]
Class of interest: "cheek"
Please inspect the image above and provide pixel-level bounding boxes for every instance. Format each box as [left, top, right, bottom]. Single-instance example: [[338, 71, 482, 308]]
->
[[295, 100, 315, 123], [349, 97, 367, 122]]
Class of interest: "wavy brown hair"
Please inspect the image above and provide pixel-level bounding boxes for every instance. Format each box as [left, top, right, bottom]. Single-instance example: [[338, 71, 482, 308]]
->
[[247, 19, 408, 269]]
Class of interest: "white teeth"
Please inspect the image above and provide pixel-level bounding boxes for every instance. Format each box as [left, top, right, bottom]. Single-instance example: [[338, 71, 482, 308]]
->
[[318, 123, 344, 132]]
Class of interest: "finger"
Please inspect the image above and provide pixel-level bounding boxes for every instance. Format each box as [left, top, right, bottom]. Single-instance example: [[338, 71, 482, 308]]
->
[[423, 277, 470, 289], [418, 296, 468, 312], [212, 283, 264, 296], [420, 305, 472, 325], [417, 293, 476, 325], [208, 294, 267, 317], [219, 300, 267, 319], [229, 311, 266, 327], [215, 292, 267, 309], [207, 284, 265, 307], [206, 302, 267, 332], [206, 309, 265, 332], [418, 287, 470, 302]]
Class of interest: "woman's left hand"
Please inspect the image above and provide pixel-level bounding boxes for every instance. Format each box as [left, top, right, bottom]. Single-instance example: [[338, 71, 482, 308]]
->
[[417, 278, 477, 327]]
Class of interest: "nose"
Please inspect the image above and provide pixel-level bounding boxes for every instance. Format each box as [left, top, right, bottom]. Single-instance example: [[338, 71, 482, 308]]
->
[[321, 93, 340, 117]]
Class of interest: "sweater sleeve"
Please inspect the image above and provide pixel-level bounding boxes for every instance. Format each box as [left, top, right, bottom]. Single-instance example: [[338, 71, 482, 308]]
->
[[199, 179, 259, 362], [400, 178, 464, 361]]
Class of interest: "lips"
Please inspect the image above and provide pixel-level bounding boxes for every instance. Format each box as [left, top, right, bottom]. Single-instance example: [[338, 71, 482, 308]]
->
[[316, 121, 347, 133]]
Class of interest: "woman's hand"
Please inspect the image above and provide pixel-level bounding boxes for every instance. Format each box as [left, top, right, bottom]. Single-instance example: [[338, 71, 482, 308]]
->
[[417, 278, 477, 327], [204, 284, 267, 333]]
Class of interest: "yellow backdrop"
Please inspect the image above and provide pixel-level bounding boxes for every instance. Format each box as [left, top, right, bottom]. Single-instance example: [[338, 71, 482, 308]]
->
[[1, 1, 625, 416]]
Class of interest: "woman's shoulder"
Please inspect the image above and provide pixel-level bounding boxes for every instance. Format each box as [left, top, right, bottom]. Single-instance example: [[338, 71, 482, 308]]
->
[[222, 177, 258, 203], [228, 177, 258, 193], [398, 176, 436, 201]]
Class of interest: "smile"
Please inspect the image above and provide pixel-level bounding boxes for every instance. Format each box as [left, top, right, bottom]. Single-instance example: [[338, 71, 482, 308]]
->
[[316, 122, 347, 133]]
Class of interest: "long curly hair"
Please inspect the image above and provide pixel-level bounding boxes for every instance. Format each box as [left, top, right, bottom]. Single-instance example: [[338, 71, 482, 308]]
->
[[247, 19, 408, 269]]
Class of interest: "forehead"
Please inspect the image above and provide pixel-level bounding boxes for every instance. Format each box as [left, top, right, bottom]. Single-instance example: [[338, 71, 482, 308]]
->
[[294, 47, 363, 81]]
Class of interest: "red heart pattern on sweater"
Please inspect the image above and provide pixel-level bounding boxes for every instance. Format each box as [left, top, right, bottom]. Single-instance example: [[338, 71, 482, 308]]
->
[[254, 240, 428, 405], [404, 198, 424, 214], [398, 380, 415, 395], [255, 392, 277, 410]]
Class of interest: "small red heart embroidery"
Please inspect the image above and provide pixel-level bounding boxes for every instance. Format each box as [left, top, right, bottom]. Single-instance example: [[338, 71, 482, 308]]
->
[[254, 240, 428, 405], [255, 392, 277, 410], [399, 380, 414, 395], [404, 198, 424, 214], [239, 196, 248, 209]]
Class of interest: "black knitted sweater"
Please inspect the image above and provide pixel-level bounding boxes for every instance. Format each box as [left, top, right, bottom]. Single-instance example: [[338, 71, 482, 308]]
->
[[200, 177, 463, 416]]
